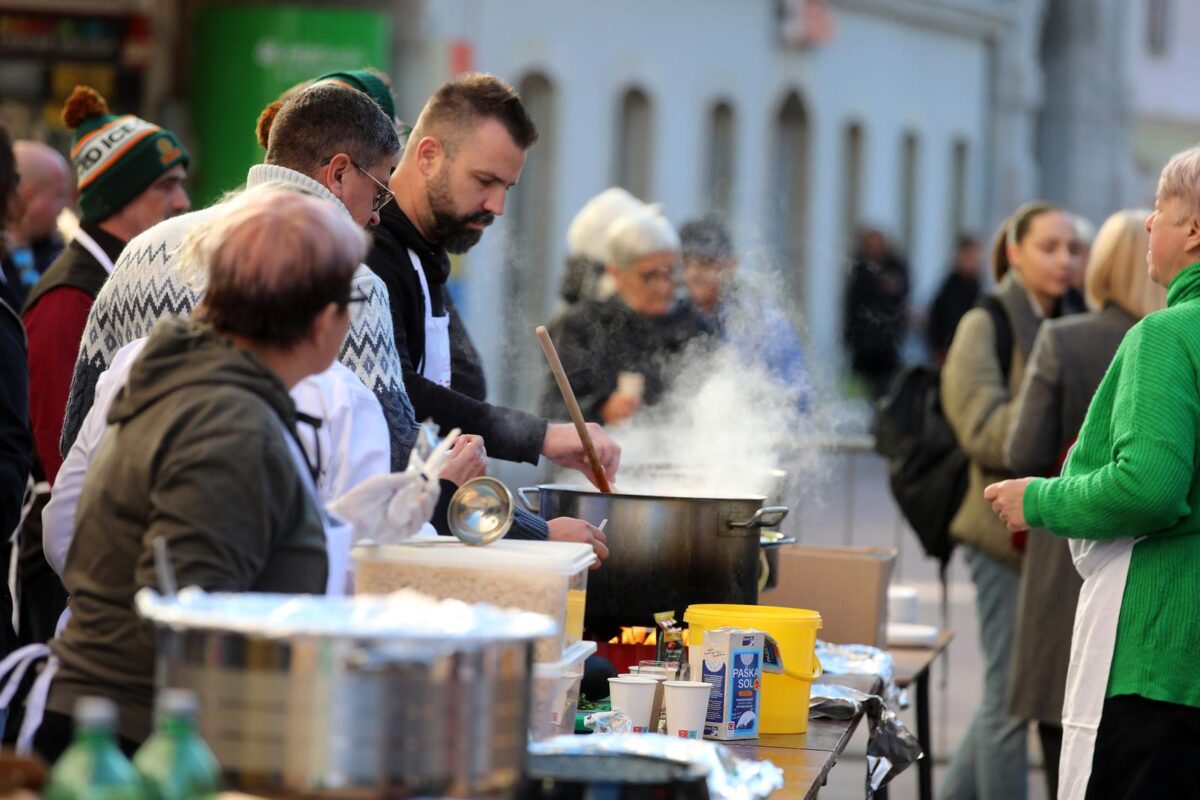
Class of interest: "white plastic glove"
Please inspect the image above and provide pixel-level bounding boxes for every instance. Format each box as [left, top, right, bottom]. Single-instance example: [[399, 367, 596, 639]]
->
[[330, 428, 460, 544]]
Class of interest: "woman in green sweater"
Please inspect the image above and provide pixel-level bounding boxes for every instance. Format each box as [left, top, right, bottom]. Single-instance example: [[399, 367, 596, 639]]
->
[[986, 146, 1200, 799]]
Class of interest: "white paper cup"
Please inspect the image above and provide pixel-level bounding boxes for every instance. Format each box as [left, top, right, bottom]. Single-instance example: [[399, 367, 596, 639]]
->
[[625, 671, 669, 733], [608, 676, 659, 733], [664, 680, 712, 740]]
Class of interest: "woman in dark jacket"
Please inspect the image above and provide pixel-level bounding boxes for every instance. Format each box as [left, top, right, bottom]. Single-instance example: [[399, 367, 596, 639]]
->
[[35, 187, 363, 759], [940, 201, 1078, 800], [0, 124, 31, 656], [1003, 210, 1164, 798]]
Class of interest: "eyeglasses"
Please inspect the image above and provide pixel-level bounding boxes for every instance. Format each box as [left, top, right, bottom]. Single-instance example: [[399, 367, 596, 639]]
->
[[636, 268, 677, 286], [353, 161, 395, 214], [321, 156, 395, 214]]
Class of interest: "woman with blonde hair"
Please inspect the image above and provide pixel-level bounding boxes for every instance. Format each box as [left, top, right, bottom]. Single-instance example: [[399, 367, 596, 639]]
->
[[1002, 209, 1164, 798]]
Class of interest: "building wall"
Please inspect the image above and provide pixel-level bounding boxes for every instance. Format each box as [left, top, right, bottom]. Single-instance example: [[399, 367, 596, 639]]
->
[[403, 0, 1001, 409], [1126, 0, 1200, 201]]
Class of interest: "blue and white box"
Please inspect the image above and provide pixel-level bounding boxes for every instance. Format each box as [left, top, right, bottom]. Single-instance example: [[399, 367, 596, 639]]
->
[[700, 627, 765, 740]]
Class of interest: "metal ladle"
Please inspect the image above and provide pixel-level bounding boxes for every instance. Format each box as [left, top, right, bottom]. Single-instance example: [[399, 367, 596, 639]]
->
[[446, 476, 515, 546]]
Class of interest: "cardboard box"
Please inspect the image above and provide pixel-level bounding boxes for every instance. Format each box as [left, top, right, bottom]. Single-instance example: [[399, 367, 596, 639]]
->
[[759, 545, 896, 647]]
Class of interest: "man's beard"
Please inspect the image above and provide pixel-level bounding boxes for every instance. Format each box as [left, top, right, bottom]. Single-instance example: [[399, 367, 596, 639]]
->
[[427, 169, 494, 254]]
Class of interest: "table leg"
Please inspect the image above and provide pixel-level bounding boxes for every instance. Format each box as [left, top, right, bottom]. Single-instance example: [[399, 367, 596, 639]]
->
[[916, 669, 933, 800]]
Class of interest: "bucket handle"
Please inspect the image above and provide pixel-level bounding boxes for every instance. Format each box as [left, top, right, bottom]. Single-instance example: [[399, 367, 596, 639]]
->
[[516, 487, 540, 514], [780, 652, 822, 683]]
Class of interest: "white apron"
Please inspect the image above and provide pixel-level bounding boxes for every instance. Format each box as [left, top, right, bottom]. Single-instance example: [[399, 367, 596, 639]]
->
[[408, 249, 452, 387], [71, 228, 116, 276], [1058, 536, 1139, 800], [282, 426, 354, 597]]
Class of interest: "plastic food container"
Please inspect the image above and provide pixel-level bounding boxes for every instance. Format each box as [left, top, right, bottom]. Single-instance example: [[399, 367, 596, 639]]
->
[[530, 640, 596, 741], [353, 540, 596, 661]]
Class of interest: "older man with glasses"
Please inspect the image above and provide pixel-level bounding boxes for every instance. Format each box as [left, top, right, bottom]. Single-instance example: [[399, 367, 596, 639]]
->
[[61, 81, 422, 482]]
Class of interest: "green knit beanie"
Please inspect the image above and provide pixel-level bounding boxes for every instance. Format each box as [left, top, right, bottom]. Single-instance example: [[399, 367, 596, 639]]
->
[[313, 69, 397, 122], [64, 85, 189, 223]]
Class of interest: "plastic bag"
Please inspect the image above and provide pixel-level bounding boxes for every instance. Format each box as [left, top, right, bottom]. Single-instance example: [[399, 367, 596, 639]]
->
[[809, 683, 923, 793], [330, 420, 459, 545], [530, 733, 783, 800], [583, 709, 633, 734], [815, 639, 905, 709]]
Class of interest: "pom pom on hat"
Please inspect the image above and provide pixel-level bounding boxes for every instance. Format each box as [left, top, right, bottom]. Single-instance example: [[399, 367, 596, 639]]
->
[[256, 100, 283, 149], [62, 86, 110, 129], [64, 85, 188, 223]]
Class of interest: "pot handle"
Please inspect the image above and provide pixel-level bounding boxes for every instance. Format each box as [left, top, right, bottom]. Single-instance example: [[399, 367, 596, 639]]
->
[[729, 506, 789, 530], [516, 486, 541, 514]]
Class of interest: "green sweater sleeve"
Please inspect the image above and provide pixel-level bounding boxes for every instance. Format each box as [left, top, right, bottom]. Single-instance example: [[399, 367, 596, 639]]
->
[[1024, 317, 1196, 538]]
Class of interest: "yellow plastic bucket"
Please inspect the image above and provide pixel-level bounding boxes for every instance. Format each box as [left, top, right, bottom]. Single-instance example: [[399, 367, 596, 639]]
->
[[684, 604, 822, 734]]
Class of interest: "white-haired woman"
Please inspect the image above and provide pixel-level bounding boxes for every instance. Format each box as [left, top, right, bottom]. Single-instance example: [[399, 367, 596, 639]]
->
[[1003, 209, 1165, 798], [987, 146, 1200, 798], [541, 203, 713, 425]]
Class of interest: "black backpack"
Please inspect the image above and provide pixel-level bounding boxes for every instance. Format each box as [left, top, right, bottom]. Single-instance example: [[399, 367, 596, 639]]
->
[[873, 297, 1013, 567]]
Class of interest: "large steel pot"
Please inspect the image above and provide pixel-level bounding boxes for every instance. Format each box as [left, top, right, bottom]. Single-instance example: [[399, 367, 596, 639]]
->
[[139, 590, 556, 799], [518, 485, 787, 633]]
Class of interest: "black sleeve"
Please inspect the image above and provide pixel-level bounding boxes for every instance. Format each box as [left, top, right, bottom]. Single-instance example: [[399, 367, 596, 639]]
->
[[432, 480, 548, 540], [405, 370, 547, 465], [0, 302, 31, 540]]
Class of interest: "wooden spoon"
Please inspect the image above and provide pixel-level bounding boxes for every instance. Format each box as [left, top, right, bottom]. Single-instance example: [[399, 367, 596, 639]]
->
[[536, 325, 612, 493]]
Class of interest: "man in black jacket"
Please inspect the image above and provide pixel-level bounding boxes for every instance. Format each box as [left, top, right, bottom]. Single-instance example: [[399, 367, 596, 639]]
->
[[0, 126, 30, 655], [367, 73, 613, 556]]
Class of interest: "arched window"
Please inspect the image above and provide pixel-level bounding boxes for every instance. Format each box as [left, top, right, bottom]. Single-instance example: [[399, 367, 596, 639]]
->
[[949, 138, 969, 249], [499, 72, 557, 409], [706, 100, 736, 218], [840, 122, 865, 255], [899, 131, 920, 258], [614, 87, 653, 199], [771, 91, 810, 305]]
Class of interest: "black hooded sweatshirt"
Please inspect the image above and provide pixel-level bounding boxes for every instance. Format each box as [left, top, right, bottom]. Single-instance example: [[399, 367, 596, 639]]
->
[[366, 203, 547, 464]]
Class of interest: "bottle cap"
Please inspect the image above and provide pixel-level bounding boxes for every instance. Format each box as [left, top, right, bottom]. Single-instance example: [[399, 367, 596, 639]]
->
[[74, 696, 118, 730], [157, 688, 199, 721]]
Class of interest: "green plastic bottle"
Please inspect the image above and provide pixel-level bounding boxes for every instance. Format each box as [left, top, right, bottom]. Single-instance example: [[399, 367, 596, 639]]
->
[[133, 689, 221, 800], [44, 696, 146, 800]]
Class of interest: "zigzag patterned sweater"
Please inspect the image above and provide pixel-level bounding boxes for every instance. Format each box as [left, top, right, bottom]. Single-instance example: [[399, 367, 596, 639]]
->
[[61, 164, 418, 470]]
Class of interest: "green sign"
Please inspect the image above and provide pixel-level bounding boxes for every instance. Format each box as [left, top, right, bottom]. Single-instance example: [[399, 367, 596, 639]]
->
[[191, 5, 390, 206]]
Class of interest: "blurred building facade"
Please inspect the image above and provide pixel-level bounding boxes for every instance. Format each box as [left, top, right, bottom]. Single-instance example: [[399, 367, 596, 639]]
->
[[1126, 0, 1200, 203], [0, 0, 1184, 412]]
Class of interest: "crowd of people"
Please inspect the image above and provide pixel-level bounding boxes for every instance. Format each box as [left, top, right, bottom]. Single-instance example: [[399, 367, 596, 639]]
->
[[0, 67, 815, 763], [1, 61, 1199, 800]]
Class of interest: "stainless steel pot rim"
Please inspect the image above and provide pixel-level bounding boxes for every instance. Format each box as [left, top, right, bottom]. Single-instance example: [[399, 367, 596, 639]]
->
[[533, 483, 769, 503], [136, 587, 558, 642]]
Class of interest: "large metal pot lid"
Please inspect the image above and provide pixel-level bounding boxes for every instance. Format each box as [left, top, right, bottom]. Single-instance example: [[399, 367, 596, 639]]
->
[[135, 587, 557, 642], [533, 483, 769, 503]]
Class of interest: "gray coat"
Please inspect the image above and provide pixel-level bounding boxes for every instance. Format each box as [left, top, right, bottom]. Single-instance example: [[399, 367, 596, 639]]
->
[[1004, 304, 1136, 723], [941, 272, 1048, 569]]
